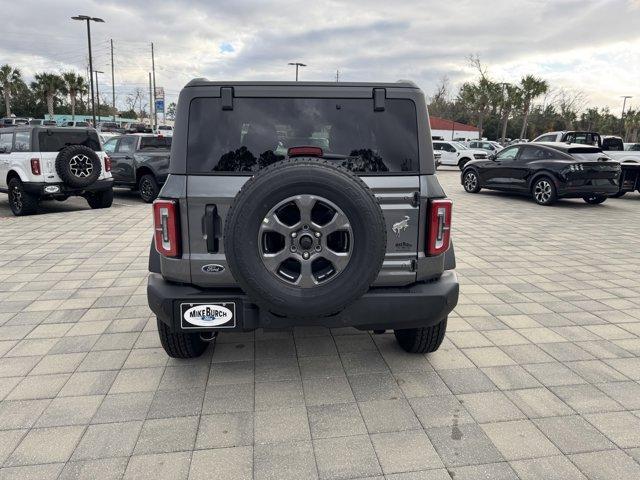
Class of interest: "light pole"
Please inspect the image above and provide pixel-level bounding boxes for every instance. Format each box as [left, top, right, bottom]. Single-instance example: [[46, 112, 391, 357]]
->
[[621, 95, 632, 138], [288, 62, 306, 81], [71, 15, 104, 127], [94, 70, 104, 125]]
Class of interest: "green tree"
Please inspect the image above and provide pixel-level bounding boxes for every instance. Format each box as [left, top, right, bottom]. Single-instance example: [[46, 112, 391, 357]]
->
[[166, 102, 177, 120], [0, 64, 22, 117], [62, 71, 87, 121], [518, 75, 549, 139], [31, 72, 66, 118], [498, 83, 522, 144]]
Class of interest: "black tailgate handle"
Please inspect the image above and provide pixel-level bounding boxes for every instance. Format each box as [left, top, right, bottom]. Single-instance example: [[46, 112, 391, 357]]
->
[[202, 205, 221, 252]]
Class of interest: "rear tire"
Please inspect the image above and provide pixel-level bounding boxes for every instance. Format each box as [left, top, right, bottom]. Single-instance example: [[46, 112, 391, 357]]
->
[[462, 170, 481, 193], [394, 317, 448, 354], [139, 174, 159, 203], [8, 178, 38, 216], [157, 318, 208, 358], [86, 188, 114, 209], [583, 194, 607, 205], [531, 177, 557, 206]]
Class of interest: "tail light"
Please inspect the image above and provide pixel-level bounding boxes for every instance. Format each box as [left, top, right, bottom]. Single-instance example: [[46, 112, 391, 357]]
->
[[30, 158, 41, 176], [153, 200, 180, 257], [427, 199, 452, 256], [288, 146, 323, 157], [104, 155, 112, 172]]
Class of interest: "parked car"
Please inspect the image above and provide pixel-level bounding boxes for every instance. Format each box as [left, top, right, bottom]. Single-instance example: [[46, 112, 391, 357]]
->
[[432, 140, 488, 169], [97, 121, 123, 133], [103, 133, 171, 202], [155, 125, 173, 136], [147, 79, 458, 358], [461, 142, 621, 205], [123, 122, 152, 134], [99, 132, 121, 145], [1, 117, 29, 128], [610, 162, 640, 198], [29, 119, 58, 126], [468, 140, 503, 154], [61, 121, 91, 128], [0, 126, 113, 215], [532, 131, 640, 163]]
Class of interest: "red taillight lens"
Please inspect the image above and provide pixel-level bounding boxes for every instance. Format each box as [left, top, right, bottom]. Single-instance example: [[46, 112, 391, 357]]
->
[[288, 146, 323, 157], [153, 200, 180, 257], [427, 199, 452, 256], [30, 158, 41, 175], [104, 155, 112, 172]]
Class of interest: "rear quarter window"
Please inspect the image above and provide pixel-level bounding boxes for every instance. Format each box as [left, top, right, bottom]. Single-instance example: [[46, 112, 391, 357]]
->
[[187, 97, 419, 174]]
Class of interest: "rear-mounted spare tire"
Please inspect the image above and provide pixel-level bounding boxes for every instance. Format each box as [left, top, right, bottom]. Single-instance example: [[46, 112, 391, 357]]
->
[[55, 145, 102, 188], [224, 159, 386, 318]]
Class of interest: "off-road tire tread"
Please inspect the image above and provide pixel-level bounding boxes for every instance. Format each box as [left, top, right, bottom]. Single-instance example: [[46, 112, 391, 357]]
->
[[55, 145, 102, 188], [394, 317, 448, 353], [157, 318, 208, 358], [86, 188, 114, 209], [139, 174, 159, 203], [8, 178, 38, 216]]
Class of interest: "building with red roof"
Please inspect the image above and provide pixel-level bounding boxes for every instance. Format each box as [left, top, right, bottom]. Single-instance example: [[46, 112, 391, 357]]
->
[[429, 116, 479, 141]]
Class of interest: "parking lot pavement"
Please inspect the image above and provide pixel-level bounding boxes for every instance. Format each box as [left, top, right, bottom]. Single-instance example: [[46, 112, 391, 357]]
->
[[0, 169, 639, 479], [0, 188, 147, 217]]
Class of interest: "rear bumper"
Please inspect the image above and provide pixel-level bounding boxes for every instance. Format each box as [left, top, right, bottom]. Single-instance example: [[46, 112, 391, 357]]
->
[[147, 270, 459, 332], [557, 179, 619, 198], [22, 179, 113, 196]]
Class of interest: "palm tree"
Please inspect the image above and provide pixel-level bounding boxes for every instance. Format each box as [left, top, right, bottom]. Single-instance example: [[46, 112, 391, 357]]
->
[[62, 72, 87, 121], [499, 84, 523, 144], [31, 72, 65, 118], [519, 75, 549, 139], [0, 64, 22, 117]]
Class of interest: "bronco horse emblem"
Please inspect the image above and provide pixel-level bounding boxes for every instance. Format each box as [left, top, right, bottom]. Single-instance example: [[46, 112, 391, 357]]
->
[[392, 216, 410, 237]]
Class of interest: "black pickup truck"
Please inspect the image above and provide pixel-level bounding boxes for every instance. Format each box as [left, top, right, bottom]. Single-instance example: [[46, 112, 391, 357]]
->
[[102, 134, 171, 202]]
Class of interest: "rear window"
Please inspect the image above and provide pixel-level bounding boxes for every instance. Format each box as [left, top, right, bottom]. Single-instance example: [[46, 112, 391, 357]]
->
[[38, 130, 101, 152], [187, 97, 419, 174], [565, 147, 609, 162], [140, 136, 172, 149]]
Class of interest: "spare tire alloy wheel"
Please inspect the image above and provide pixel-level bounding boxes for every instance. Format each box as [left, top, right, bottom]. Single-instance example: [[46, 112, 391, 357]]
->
[[259, 194, 352, 288], [55, 145, 102, 188], [224, 159, 386, 318]]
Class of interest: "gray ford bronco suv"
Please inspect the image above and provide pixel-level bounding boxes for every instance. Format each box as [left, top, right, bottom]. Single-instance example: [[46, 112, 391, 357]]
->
[[147, 80, 459, 358]]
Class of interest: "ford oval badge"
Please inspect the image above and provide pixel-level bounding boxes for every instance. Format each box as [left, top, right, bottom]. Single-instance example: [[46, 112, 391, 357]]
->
[[202, 264, 225, 273]]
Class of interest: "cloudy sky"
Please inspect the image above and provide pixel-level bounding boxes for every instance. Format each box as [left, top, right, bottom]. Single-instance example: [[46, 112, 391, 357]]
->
[[2, 0, 640, 112]]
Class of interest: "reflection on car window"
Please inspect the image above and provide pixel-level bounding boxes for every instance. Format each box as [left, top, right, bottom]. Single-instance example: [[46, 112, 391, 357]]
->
[[103, 138, 118, 153], [117, 136, 137, 153], [187, 97, 419, 174], [496, 147, 519, 160], [0, 133, 12, 152], [13, 131, 30, 152], [38, 131, 100, 152], [519, 146, 554, 161]]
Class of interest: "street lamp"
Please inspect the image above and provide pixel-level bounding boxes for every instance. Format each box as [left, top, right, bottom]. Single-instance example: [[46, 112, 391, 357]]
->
[[71, 15, 105, 127], [621, 95, 632, 138], [288, 62, 306, 81], [94, 70, 104, 125]]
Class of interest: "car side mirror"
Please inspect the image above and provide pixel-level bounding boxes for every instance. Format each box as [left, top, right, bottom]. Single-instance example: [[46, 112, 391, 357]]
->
[[0, 146, 8, 154], [489, 154, 497, 160]]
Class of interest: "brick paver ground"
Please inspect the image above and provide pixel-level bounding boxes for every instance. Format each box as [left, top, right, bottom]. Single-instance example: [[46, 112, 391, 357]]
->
[[0, 171, 639, 479]]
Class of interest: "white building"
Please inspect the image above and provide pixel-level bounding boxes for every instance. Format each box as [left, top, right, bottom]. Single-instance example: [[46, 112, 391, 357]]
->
[[429, 116, 480, 141]]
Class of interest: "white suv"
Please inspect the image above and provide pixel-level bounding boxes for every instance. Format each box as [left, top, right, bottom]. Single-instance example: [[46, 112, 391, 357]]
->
[[432, 140, 488, 169], [0, 126, 113, 215]]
